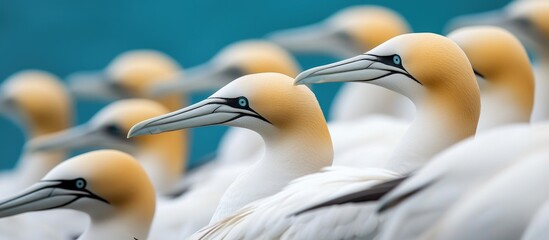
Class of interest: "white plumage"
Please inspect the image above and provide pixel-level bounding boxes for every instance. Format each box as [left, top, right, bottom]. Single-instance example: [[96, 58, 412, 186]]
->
[[423, 147, 549, 240], [377, 124, 549, 240], [190, 167, 398, 240]]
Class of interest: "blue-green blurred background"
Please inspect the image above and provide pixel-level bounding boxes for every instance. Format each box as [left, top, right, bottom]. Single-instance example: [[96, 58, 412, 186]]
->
[[0, 0, 510, 170]]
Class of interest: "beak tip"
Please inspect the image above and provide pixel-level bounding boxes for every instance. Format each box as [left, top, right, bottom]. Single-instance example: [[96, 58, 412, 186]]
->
[[294, 70, 316, 86], [127, 128, 141, 139], [127, 124, 146, 138]]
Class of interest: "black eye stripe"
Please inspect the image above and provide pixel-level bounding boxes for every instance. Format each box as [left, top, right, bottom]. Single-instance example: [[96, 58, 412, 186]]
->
[[210, 96, 272, 124], [41, 178, 109, 204], [0, 178, 110, 212], [363, 54, 422, 85], [366, 54, 404, 69], [103, 124, 129, 140], [222, 96, 250, 109]]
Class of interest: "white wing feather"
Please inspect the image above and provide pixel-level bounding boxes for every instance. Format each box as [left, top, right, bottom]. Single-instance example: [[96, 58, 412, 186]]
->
[[377, 124, 549, 240], [190, 167, 399, 240]]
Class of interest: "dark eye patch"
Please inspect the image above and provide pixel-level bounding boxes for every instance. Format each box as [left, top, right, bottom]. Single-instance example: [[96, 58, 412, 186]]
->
[[362, 54, 421, 85], [224, 66, 245, 82], [374, 54, 405, 69], [52, 178, 88, 191], [104, 124, 125, 139], [515, 17, 533, 28], [209, 96, 272, 124], [223, 96, 251, 110], [39, 178, 110, 206]]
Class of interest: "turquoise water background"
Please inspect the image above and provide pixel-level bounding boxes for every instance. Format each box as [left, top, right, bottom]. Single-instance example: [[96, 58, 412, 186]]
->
[[0, 0, 510, 169]]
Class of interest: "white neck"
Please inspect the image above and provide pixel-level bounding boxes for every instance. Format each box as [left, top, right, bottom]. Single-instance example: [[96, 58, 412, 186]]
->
[[384, 92, 479, 174], [331, 83, 415, 121], [80, 212, 151, 240], [477, 84, 532, 131], [210, 128, 333, 223], [531, 55, 549, 122]]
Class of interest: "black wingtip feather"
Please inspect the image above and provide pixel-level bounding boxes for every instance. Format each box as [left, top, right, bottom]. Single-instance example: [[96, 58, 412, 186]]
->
[[377, 178, 436, 213], [291, 175, 409, 217]]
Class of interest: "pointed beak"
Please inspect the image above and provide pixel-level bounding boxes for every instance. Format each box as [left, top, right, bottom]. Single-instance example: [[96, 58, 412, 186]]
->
[[26, 125, 96, 152], [128, 97, 269, 138], [26, 125, 136, 154], [295, 54, 417, 86], [0, 180, 108, 218], [445, 10, 508, 33], [267, 23, 360, 58], [67, 71, 124, 100], [149, 63, 241, 97]]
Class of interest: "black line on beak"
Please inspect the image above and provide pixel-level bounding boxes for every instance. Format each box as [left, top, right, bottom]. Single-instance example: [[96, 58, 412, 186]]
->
[[0, 178, 109, 214], [364, 54, 422, 85], [210, 97, 272, 125]]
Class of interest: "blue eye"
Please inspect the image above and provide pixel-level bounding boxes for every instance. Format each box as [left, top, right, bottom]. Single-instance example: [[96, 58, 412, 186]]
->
[[238, 97, 248, 107], [393, 55, 401, 65], [75, 178, 86, 189]]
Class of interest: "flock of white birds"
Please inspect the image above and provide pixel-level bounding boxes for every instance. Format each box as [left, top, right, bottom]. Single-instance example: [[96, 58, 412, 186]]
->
[[0, 1, 548, 239]]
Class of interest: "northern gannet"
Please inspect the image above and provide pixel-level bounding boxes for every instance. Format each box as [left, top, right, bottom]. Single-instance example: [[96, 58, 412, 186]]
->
[[128, 73, 333, 223], [0, 150, 156, 240], [268, 5, 415, 121], [182, 33, 480, 239], [150, 40, 300, 167], [296, 33, 480, 174], [28, 99, 184, 196], [448, 1, 549, 122], [370, 26, 540, 240], [448, 26, 534, 130], [0, 70, 72, 194], [279, 27, 536, 240], [65, 49, 190, 188], [26, 99, 240, 239], [67, 50, 185, 111]]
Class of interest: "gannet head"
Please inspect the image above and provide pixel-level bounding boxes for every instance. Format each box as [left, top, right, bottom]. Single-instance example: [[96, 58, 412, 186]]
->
[[447, 1, 549, 53], [448, 26, 534, 123], [27, 99, 185, 194], [295, 33, 479, 107], [67, 50, 182, 103], [268, 6, 410, 58], [28, 98, 176, 154], [0, 70, 72, 137], [129, 73, 329, 142], [0, 150, 155, 238], [150, 40, 300, 96]]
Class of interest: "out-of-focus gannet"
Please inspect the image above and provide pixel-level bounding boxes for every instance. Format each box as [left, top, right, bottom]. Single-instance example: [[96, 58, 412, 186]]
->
[[448, 26, 534, 130], [68, 50, 184, 111], [28, 99, 184, 196], [0, 70, 72, 194], [269, 5, 415, 121], [448, 1, 549, 122]]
